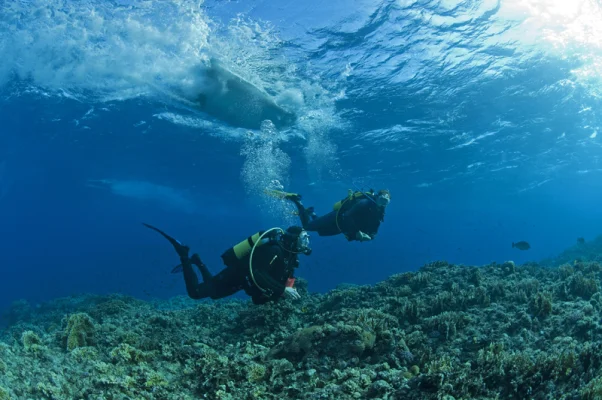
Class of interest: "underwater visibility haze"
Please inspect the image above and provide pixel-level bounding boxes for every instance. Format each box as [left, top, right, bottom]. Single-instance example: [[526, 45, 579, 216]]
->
[[2, 0, 602, 398]]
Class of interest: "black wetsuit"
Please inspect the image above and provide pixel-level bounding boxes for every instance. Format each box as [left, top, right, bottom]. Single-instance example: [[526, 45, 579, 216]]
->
[[181, 241, 298, 305], [297, 199, 385, 241]]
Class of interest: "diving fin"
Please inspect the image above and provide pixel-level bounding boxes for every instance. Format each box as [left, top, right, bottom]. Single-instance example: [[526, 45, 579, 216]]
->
[[171, 254, 205, 275], [142, 223, 190, 259], [264, 189, 301, 201]]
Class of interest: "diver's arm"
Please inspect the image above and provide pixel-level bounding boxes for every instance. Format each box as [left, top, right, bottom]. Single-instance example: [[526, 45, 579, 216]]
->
[[363, 208, 384, 238], [341, 199, 372, 241], [365, 221, 381, 238], [253, 269, 287, 297], [249, 246, 288, 298]]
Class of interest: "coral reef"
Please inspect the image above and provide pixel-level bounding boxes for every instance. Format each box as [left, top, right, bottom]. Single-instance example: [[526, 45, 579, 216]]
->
[[2, 258, 602, 399], [62, 312, 96, 351]]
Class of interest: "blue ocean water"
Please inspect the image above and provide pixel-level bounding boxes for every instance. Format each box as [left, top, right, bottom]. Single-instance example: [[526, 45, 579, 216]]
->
[[1, 0, 602, 316]]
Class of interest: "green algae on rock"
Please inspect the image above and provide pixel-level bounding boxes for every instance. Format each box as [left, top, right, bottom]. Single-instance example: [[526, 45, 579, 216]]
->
[[63, 312, 96, 351]]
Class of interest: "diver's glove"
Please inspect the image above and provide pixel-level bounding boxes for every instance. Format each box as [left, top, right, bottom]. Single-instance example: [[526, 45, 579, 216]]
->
[[356, 231, 373, 242], [284, 287, 301, 300]]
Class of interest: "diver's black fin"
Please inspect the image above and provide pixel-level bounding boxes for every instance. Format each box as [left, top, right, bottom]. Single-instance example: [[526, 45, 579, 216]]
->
[[142, 223, 190, 259]]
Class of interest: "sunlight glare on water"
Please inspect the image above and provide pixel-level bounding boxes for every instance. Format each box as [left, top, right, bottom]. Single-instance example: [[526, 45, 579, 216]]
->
[[500, 0, 602, 84]]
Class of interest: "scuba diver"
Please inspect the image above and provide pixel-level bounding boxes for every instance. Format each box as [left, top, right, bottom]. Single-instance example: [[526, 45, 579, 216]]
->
[[268, 188, 390, 242], [142, 223, 311, 305]]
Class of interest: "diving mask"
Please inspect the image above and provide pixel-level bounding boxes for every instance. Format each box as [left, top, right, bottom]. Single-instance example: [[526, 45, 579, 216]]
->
[[297, 231, 312, 255], [376, 193, 390, 207]]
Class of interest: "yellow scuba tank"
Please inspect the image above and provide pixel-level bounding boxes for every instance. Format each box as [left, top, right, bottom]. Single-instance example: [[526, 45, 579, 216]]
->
[[222, 231, 270, 266], [233, 232, 263, 259]]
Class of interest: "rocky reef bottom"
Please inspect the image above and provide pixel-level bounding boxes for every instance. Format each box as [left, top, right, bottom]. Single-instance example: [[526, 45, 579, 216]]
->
[[2, 259, 602, 400]]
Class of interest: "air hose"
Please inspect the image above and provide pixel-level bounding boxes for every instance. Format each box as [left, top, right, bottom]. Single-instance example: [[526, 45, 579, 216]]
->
[[249, 227, 284, 293]]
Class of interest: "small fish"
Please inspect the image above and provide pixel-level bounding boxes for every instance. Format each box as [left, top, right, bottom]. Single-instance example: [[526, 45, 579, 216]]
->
[[577, 237, 585, 244], [512, 241, 531, 250]]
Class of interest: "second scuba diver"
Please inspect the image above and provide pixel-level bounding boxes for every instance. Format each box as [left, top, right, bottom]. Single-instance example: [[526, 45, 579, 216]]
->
[[143, 223, 311, 305], [268, 188, 390, 242]]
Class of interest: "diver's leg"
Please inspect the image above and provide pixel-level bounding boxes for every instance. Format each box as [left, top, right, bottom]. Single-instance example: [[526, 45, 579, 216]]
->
[[287, 197, 311, 227], [191, 253, 213, 282], [180, 256, 214, 299], [304, 211, 341, 236], [143, 223, 222, 299], [205, 267, 244, 300], [183, 259, 243, 300]]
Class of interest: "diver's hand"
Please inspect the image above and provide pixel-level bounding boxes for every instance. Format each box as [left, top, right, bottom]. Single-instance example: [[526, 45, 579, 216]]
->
[[284, 287, 301, 300], [356, 231, 372, 242]]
